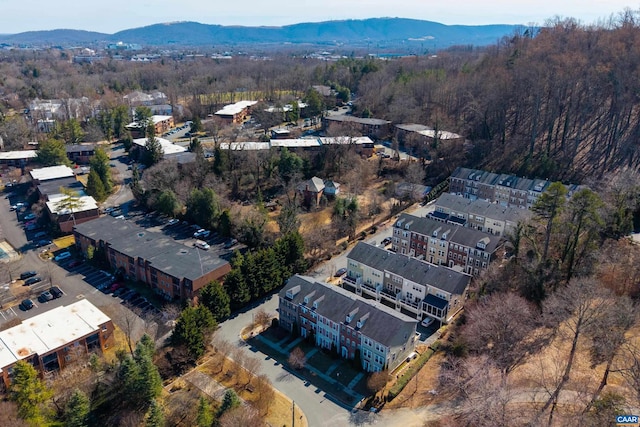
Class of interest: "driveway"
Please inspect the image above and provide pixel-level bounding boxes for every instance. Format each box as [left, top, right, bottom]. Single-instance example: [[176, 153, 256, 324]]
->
[[105, 143, 134, 209]]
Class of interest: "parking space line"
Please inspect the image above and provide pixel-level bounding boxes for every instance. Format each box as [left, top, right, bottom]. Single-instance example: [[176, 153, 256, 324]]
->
[[0, 311, 6, 320], [9, 307, 16, 316]]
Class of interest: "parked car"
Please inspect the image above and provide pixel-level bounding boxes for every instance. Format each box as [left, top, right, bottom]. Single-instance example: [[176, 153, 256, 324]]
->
[[36, 239, 52, 247], [381, 237, 392, 246], [33, 231, 48, 239], [49, 286, 63, 299], [109, 282, 123, 293], [193, 229, 210, 238], [123, 291, 141, 302], [20, 271, 37, 280], [195, 241, 210, 250], [21, 299, 34, 310], [113, 287, 129, 297], [224, 239, 238, 249], [25, 223, 41, 231], [54, 251, 71, 262], [67, 259, 83, 268], [166, 218, 180, 226], [23, 213, 36, 221], [24, 276, 42, 286], [334, 268, 347, 277], [38, 291, 53, 302], [421, 317, 434, 328]]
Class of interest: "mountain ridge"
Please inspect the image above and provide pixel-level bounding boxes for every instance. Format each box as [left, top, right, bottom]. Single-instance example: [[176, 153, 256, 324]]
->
[[0, 18, 523, 48]]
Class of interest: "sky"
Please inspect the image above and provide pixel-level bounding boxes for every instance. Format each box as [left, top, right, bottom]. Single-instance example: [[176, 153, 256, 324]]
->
[[1, 0, 637, 34]]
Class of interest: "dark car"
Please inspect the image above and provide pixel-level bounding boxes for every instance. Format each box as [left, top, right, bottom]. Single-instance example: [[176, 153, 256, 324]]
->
[[113, 287, 129, 297], [21, 299, 34, 310], [36, 239, 52, 247], [38, 291, 53, 303], [334, 268, 347, 277], [20, 271, 37, 280], [49, 286, 63, 299], [24, 276, 42, 286], [67, 259, 84, 268], [381, 237, 392, 246], [123, 291, 141, 302]]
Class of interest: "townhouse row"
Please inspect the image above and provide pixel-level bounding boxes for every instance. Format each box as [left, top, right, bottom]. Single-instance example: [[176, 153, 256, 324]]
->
[[392, 213, 504, 276], [279, 275, 418, 373], [449, 166, 582, 209]]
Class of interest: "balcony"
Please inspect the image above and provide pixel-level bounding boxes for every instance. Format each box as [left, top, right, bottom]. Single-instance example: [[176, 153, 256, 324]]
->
[[361, 282, 377, 293], [380, 288, 399, 300]]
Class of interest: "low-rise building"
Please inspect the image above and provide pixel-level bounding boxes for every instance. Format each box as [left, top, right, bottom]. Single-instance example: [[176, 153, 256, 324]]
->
[[344, 242, 471, 323], [214, 100, 258, 124], [126, 115, 175, 138], [46, 193, 100, 233], [29, 165, 75, 185], [66, 144, 96, 164], [0, 300, 114, 388], [73, 216, 231, 300], [279, 275, 418, 372], [0, 150, 37, 167], [322, 115, 391, 140]]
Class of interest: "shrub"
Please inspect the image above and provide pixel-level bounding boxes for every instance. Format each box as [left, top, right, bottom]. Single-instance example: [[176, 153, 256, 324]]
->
[[387, 344, 438, 400]]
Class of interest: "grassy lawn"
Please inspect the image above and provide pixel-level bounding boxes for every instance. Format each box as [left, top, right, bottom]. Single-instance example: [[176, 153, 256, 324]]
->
[[53, 235, 75, 249], [307, 350, 337, 372]]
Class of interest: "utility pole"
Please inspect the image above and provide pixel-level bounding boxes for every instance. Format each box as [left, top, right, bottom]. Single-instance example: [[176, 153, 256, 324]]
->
[[292, 400, 295, 427]]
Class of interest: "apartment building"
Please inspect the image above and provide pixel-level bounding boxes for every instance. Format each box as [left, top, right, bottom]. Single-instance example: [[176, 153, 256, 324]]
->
[[449, 167, 552, 209], [279, 275, 418, 372], [0, 300, 114, 388], [392, 213, 503, 276], [432, 193, 530, 237], [73, 217, 231, 300], [344, 242, 471, 324]]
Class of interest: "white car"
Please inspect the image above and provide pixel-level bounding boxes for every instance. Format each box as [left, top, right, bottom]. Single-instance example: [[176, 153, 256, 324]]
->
[[195, 241, 210, 250], [421, 317, 434, 328], [167, 218, 180, 226]]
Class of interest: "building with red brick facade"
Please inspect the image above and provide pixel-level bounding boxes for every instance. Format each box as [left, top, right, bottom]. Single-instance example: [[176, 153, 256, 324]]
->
[[73, 217, 231, 300], [0, 300, 114, 388]]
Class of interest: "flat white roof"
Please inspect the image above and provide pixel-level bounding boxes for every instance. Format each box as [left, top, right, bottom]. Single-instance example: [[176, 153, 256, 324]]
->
[[417, 130, 463, 140], [0, 150, 38, 160], [319, 136, 374, 145], [133, 137, 187, 155], [219, 142, 270, 151], [46, 194, 98, 215], [30, 165, 75, 181], [271, 138, 321, 148], [151, 115, 173, 124], [215, 100, 258, 116], [0, 300, 111, 371]]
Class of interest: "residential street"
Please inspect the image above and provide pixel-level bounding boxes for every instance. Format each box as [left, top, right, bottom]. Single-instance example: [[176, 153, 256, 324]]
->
[[216, 201, 438, 426]]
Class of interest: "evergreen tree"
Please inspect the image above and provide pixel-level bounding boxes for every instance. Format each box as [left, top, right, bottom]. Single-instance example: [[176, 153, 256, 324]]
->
[[212, 146, 229, 176], [196, 396, 213, 427], [36, 138, 71, 166], [155, 190, 180, 217], [218, 209, 232, 237], [277, 148, 303, 184], [199, 281, 231, 322], [172, 306, 217, 360], [64, 388, 90, 427], [224, 269, 250, 309], [186, 188, 221, 230], [217, 390, 240, 418], [532, 181, 567, 261], [112, 105, 130, 139], [86, 169, 107, 201], [144, 123, 163, 167], [190, 116, 203, 133], [145, 399, 164, 427], [90, 147, 113, 193], [8, 360, 53, 425], [130, 165, 145, 201]]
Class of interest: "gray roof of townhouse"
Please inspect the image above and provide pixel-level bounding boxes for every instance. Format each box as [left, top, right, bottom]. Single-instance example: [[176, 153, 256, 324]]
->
[[395, 123, 431, 132], [281, 275, 417, 349], [395, 213, 502, 253], [451, 167, 500, 187], [347, 242, 470, 295], [436, 193, 530, 223], [37, 176, 84, 197], [73, 216, 228, 281]]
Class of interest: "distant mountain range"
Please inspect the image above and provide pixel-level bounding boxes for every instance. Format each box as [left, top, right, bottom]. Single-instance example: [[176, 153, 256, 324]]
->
[[0, 18, 523, 49]]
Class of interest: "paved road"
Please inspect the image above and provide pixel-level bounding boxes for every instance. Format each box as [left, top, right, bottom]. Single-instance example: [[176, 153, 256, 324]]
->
[[105, 143, 134, 209]]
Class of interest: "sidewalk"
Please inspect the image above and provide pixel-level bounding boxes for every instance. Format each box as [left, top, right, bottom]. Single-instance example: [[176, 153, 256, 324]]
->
[[255, 334, 364, 403]]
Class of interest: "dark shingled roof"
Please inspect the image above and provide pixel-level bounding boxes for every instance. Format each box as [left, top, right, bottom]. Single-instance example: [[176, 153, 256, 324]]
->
[[396, 213, 501, 254], [281, 275, 417, 348], [37, 176, 84, 198], [347, 242, 470, 295], [73, 216, 229, 281]]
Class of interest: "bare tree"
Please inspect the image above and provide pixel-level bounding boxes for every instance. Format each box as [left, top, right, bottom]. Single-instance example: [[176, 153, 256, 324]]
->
[[366, 371, 390, 397], [253, 308, 271, 330], [462, 292, 548, 376], [538, 278, 615, 425], [288, 347, 306, 370], [242, 356, 262, 388], [253, 374, 275, 416], [219, 404, 263, 427]]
